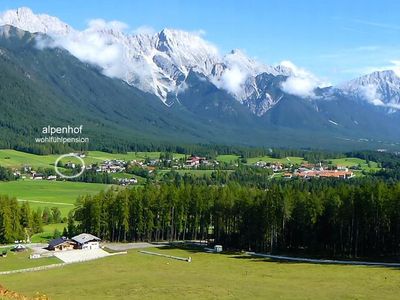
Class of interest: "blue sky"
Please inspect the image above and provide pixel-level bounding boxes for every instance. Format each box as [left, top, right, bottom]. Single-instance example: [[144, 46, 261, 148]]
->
[[1, 0, 400, 84]]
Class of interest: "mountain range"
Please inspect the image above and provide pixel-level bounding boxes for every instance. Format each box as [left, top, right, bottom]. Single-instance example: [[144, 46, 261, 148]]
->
[[0, 7, 399, 151]]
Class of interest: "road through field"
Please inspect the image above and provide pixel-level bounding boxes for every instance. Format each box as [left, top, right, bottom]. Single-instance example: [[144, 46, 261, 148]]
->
[[17, 199, 74, 206]]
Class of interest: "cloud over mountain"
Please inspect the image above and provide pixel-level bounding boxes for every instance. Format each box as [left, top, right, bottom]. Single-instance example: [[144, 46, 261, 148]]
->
[[280, 60, 328, 98], [1, 6, 399, 117]]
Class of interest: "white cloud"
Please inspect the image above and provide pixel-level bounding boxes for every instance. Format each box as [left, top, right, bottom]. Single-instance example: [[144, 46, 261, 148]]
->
[[280, 61, 329, 98], [177, 81, 189, 94], [384, 60, 400, 77], [218, 65, 248, 95], [360, 84, 385, 106], [281, 77, 318, 98], [38, 19, 131, 79], [190, 29, 206, 37], [358, 84, 400, 110]]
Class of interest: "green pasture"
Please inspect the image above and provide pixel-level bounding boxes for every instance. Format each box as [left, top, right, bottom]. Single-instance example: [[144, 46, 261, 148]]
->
[[0, 247, 398, 299]]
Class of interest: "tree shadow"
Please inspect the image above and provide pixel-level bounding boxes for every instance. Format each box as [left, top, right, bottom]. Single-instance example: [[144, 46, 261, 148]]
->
[[151, 243, 243, 255], [230, 254, 400, 270], [151, 244, 208, 254]]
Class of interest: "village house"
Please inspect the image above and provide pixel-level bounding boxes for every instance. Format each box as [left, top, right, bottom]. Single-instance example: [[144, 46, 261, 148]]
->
[[293, 169, 354, 179], [72, 233, 101, 250], [283, 173, 293, 179], [147, 159, 159, 166], [97, 160, 126, 173], [47, 233, 101, 251], [66, 162, 76, 169], [336, 165, 349, 171], [72, 152, 86, 158], [130, 160, 144, 167], [254, 161, 267, 168], [12, 169, 21, 177], [23, 165, 31, 173], [118, 177, 138, 186], [32, 173, 44, 180], [185, 156, 207, 167], [254, 161, 283, 172], [47, 237, 77, 251]]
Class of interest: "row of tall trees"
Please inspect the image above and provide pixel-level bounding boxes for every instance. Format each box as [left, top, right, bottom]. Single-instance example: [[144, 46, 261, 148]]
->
[[0, 196, 43, 243], [71, 179, 400, 258]]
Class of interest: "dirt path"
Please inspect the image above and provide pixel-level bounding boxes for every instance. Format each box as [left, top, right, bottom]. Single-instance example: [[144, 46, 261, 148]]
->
[[17, 199, 73, 206]]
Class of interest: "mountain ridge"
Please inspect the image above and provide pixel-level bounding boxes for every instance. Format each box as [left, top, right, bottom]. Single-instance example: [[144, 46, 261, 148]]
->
[[0, 8, 399, 151], [2, 7, 399, 116]]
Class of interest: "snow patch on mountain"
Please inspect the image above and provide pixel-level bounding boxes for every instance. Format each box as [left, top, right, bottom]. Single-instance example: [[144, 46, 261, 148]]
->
[[340, 70, 400, 110], [0, 7, 332, 114], [0, 7, 72, 35]]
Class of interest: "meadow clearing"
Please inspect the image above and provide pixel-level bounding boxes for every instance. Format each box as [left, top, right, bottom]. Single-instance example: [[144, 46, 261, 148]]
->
[[0, 149, 185, 169], [0, 180, 110, 216], [0, 247, 61, 272]]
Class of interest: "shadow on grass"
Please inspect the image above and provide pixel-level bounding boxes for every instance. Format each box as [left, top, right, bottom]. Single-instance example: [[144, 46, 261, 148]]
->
[[151, 244, 208, 254], [151, 244, 244, 256], [230, 254, 400, 270]]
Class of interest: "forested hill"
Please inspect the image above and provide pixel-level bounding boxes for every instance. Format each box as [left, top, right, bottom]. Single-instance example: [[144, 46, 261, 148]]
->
[[0, 26, 229, 152], [0, 26, 316, 152]]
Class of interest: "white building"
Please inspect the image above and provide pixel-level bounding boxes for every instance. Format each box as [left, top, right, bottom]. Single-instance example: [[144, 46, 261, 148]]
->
[[71, 233, 101, 250]]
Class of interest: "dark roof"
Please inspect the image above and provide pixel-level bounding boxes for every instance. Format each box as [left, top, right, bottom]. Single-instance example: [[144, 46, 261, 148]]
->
[[48, 237, 69, 248]]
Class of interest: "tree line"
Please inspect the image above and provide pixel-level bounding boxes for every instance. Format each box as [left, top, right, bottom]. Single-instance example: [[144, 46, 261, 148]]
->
[[0, 194, 66, 243], [69, 178, 400, 258], [0, 196, 42, 243]]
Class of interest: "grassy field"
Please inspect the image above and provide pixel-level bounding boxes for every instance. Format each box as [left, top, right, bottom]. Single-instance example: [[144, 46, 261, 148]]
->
[[30, 223, 68, 243], [216, 155, 240, 163], [0, 247, 398, 299], [216, 154, 305, 165], [86, 151, 185, 162], [0, 149, 186, 169], [330, 157, 380, 172], [158, 169, 219, 178], [247, 156, 306, 165], [111, 172, 147, 184], [0, 180, 110, 216], [0, 247, 61, 272], [0, 150, 59, 169]]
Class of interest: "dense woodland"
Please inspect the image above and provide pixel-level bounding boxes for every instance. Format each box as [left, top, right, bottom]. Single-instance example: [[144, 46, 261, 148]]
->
[[65, 178, 400, 259], [0, 196, 43, 243], [7, 138, 400, 162]]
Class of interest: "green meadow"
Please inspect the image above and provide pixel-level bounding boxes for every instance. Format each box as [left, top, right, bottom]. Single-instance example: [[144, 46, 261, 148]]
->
[[0, 180, 110, 216], [0, 247, 398, 299], [246, 156, 306, 165], [329, 157, 380, 171], [216, 154, 241, 163], [0, 149, 378, 172], [0, 149, 186, 169], [30, 223, 70, 243], [157, 169, 220, 178], [0, 247, 61, 272]]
